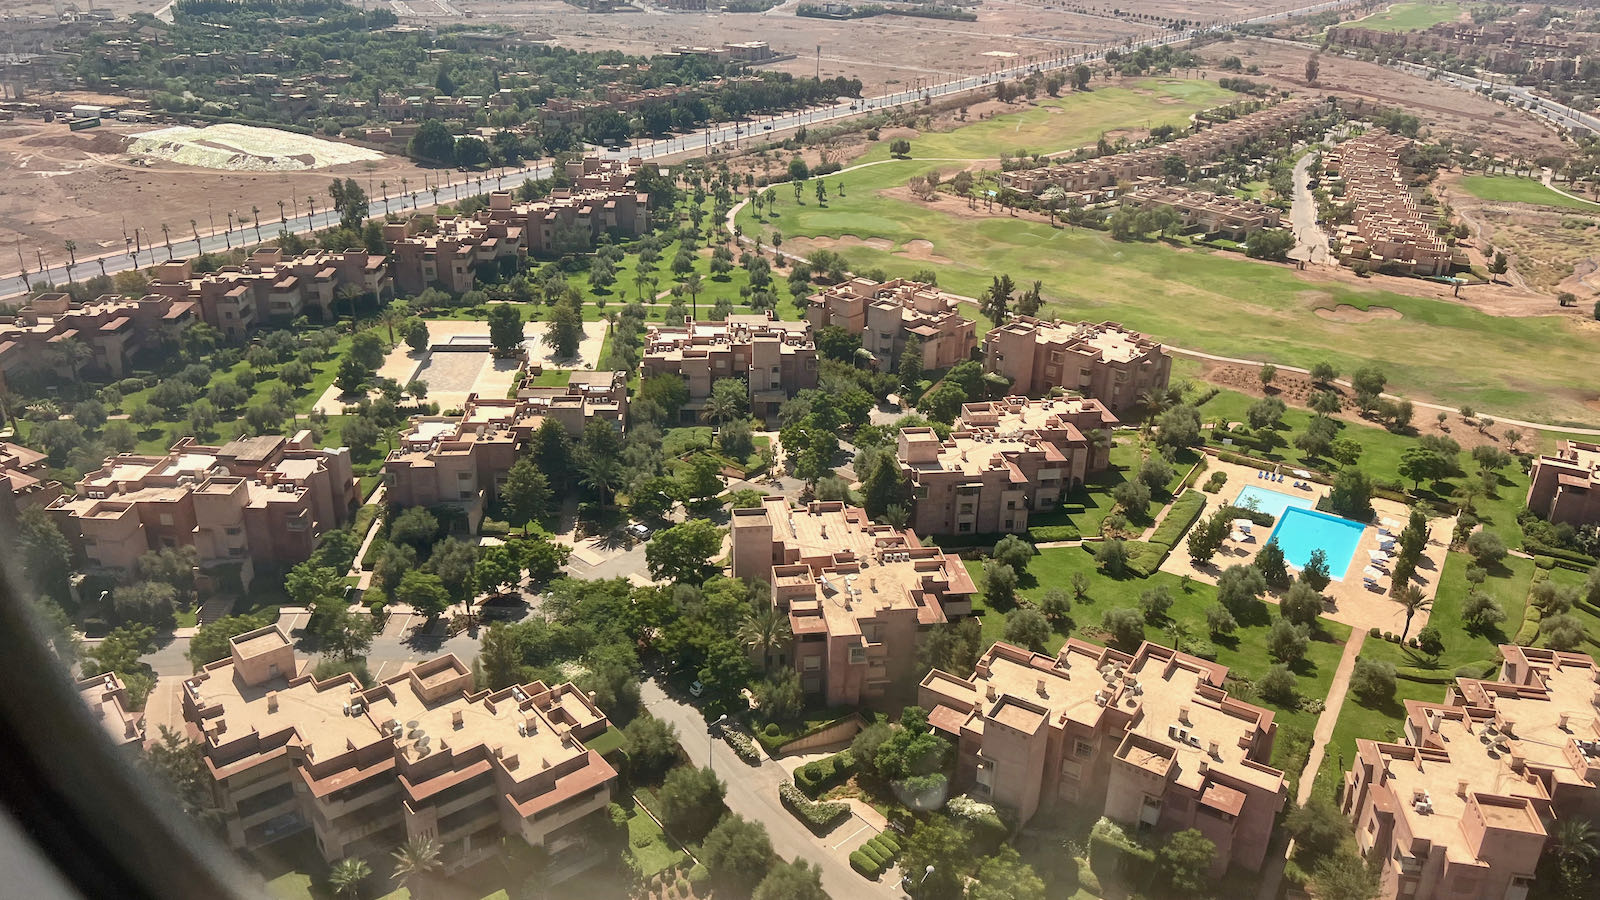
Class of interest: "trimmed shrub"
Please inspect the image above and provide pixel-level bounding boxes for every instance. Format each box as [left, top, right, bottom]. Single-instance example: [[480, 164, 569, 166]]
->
[[1077, 860, 1102, 895], [794, 750, 856, 797], [722, 728, 762, 764], [1149, 492, 1206, 547], [779, 781, 850, 832], [1027, 524, 1081, 542]]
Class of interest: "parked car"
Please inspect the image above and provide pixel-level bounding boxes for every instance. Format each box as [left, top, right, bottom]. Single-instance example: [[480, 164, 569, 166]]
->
[[479, 594, 528, 621], [689, 680, 706, 697], [627, 522, 654, 541]]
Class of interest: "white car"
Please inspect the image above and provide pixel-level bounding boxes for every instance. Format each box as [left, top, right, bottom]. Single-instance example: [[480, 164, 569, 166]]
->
[[689, 680, 706, 697]]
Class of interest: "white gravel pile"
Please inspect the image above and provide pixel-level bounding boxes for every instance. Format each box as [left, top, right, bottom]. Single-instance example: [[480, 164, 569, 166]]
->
[[128, 123, 384, 171]]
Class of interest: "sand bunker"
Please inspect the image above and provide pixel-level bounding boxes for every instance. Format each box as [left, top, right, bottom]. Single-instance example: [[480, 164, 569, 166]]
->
[[803, 234, 894, 252], [896, 239, 954, 264], [128, 124, 384, 172], [1314, 304, 1403, 323]]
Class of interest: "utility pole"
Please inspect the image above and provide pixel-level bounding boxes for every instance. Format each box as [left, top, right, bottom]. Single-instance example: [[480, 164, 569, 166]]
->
[[815, 45, 820, 80]]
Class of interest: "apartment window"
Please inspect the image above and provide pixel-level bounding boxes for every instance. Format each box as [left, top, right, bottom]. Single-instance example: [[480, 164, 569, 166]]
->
[[225, 527, 241, 536], [848, 646, 867, 665], [959, 523, 972, 533], [771, 366, 780, 374], [879, 332, 893, 342], [1074, 739, 1093, 759], [958, 503, 974, 515], [1006, 500, 1016, 510], [457, 472, 472, 480], [802, 656, 821, 671], [1003, 519, 1013, 530], [159, 513, 174, 526], [286, 519, 307, 531]]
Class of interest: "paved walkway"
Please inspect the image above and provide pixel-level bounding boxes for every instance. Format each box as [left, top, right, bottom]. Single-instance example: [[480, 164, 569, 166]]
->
[[1299, 628, 1366, 806], [639, 678, 897, 899]]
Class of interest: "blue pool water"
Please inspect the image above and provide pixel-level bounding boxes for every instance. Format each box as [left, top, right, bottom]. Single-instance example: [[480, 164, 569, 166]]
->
[[1232, 485, 1315, 521], [1268, 507, 1367, 579]]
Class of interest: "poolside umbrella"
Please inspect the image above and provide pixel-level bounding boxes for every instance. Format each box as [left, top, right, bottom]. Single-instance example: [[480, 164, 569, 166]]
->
[[1293, 469, 1311, 479], [1232, 519, 1255, 531], [1381, 517, 1403, 530], [1363, 566, 1385, 581], [1368, 549, 1391, 561]]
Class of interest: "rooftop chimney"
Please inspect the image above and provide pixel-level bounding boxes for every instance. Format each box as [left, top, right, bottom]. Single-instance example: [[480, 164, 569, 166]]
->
[[266, 692, 279, 713], [1179, 705, 1191, 726], [1208, 741, 1220, 758], [452, 710, 465, 729], [1457, 779, 1469, 798], [1559, 712, 1570, 731], [986, 684, 997, 701], [1036, 678, 1047, 697]]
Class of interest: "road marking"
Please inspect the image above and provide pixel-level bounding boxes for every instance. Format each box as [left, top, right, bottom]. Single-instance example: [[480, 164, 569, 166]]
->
[[831, 820, 874, 850], [375, 660, 396, 680]]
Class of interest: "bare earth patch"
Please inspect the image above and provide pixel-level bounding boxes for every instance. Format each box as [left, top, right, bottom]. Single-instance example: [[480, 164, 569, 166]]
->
[[1313, 304, 1403, 323], [896, 239, 953, 264]]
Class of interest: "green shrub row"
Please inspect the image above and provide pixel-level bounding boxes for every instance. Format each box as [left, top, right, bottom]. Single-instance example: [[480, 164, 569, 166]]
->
[[795, 750, 856, 798], [1180, 455, 1209, 490], [1522, 539, 1597, 569], [1218, 504, 1277, 527], [849, 832, 903, 879], [723, 729, 762, 765], [1149, 492, 1206, 547], [1027, 524, 1081, 543], [1513, 570, 1550, 646], [779, 781, 850, 833], [753, 712, 858, 753], [1122, 540, 1171, 579]]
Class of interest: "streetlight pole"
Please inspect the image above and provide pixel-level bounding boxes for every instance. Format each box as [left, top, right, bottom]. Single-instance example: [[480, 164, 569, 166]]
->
[[707, 714, 729, 774]]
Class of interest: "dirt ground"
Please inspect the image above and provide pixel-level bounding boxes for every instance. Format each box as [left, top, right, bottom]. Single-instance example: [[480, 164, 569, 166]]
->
[[1196, 38, 1568, 160], [0, 120, 449, 268], [1435, 170, 1600, 301]]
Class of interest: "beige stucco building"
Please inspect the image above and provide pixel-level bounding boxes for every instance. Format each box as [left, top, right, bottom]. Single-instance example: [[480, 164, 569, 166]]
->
[[730, 497, 977, 707], [1343, 645, 1600, 900], [920, 640, 1286, 875], [1, 440, 63, 523], [897, 396, 1118, 536], [49, 433, 357, 580], [1526, 440, 1600, 528], [78, 671, 145, 750], [805, 277, 977, 371], [641, 314, 817, 423], [982, 318, 1171, 414], [148, 248, 390, 339], [0, 292, 197, 391], [1322, 130, 1458, 277], [183, 626, 617, 875]]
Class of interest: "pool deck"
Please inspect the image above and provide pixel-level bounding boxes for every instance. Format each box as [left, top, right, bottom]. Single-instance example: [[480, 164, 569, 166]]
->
[[1160, 456, 1450, 636]]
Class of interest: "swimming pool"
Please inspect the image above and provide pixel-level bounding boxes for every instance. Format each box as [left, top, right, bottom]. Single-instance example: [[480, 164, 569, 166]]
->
[[1268, 506, 1367, 580], [1232, 485, 1315, 521]]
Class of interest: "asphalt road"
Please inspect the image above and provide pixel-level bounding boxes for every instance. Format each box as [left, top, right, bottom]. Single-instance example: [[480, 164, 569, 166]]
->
[[638, 678, 898, 900], [0, 0, 1364, 300], [1289, 150, 1332, 265]]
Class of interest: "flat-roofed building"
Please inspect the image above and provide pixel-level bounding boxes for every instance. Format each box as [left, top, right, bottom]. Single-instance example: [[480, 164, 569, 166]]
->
[[1120, 185, 1284, 240], [1341, 645, 1600, 899], [182, 626, 617, 875], [0, 440, 63, 522], [148, 248, 390, 339], [983, 318, 1170, 414], [730, 497, 977, 707], [384, 215, 524, 296], [920, 640, 1285, 875], [1526, 440, 1600, 528], [805, 277, 977, 370], [0, 292, 197, 391], [48, 433, 357, 580], [78, 671, 145, 750], [897, 396, 1118, 536], [642, 313, 817, 423], [385, 383, 624, 530], [1322, 130, 1456, 277]]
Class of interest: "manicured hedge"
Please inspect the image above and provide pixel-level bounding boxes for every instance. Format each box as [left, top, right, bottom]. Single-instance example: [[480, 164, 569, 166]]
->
[[1122, 540, 1171, 579], [850, 833, 902, 878], [1149, 492, 1206, 547], [1218, 504, 1277, 527], [723, 729, 762, 765], [1514, 570, 1550, 646], [795, 750, 855, 798], [779, 781, 850, 833], [1028, 524, 1082, 542]]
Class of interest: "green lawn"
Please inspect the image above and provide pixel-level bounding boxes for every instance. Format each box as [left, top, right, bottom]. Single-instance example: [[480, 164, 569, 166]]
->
[[965, 544, 1350, 779], [626, 800, 687, 876], [1348, 1, 1469, 31], [1455, 175, 1600, 212], [1195, 386, 1533, 545], [738, 84, 1600, 426], [1360, 552, 1532, 675]]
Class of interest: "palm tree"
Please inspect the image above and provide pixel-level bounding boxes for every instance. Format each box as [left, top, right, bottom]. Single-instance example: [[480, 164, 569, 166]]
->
[[1552, 819, 1599, 889], [380, 180, 389, 215], [329, 857, 371, 899], [55, 338, 92, 380], [160, 223, 173, 259], [377, 304, 406, 344], [738, 604, 793, 673], [390, 838, 442, 898], [884, 504, 909, 530], [1394, 584, 1431, 641], [683, 273, 703, 317], [578, 453, 624, 509], [63, 240, 77, 283], [190, 219, 201, 252], [251, 205, 263, 242]]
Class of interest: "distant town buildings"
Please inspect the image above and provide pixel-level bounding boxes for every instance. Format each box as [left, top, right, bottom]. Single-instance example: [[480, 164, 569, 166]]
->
[[1000, 98, 1327, 202], [1342, 645, 1600, 900], [0, 292, 197, 390], [642, 313, 817, 423], [667, 41, 777, 64], [1119, 185, 1284, 240], [730, 497, 977, 707], [897, 396, 1119, 536], [1526, 439, 1600, 529], [982, 318, 1171, 414], [805, 277, 977, 370], [183, 626, 618, 876], [920, 640, 1286, 875], [1328, 18, 1595, 82], [0, 440, 63, 522], [385, 379, 624, 529], [49, 433, 357, 582], [148, 247, 391, 340], [1321, 130, 1456, 277]]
